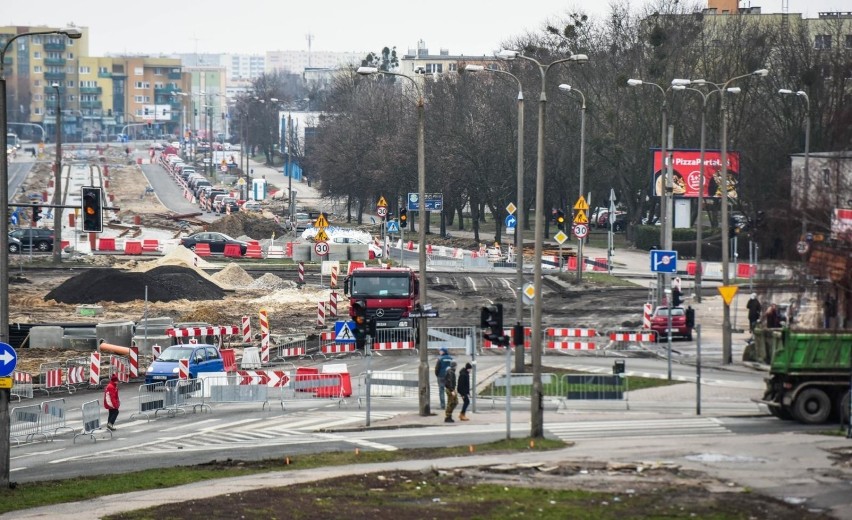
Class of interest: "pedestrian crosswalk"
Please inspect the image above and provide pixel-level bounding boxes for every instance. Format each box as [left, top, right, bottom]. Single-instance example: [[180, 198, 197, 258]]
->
[[545, 417, 732, 441]]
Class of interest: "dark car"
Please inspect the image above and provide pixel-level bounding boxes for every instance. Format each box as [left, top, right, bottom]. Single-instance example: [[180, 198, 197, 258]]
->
[[180, 232, 247, 255], [650, 306, 693, 341], [9, 228, 54, 252], [144, 344, 225, 384], [8, 235, 22, 253]]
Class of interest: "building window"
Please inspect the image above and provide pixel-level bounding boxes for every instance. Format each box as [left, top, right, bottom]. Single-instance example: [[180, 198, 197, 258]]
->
[[154, 67, 163, 75], [33, 51, 41, 59], [34, 94, 43, 101], [134, 67, 144, 76], [31, 36, 42, 45], [34, 80, 41, 87], [67, 95, 76, 101], [814, 35, 832, 49], [67, 52, 74, 59], [67, 80, 75, 88], [98, 66, 108, 75], [448, 63, 457, 72], [135, 96, 144, 103], [154, 82, 164, 89], [34, 107, 42, 115], [79, 66, 91, 74], [33, 66, 42, 73]]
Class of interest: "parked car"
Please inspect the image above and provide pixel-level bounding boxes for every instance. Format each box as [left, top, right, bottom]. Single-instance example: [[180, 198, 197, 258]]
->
[[294, 212, 312, 232], [650, 306, 693, 341], [8, 235, 22, 253], [331, 235, 382, 257], [144, 344, 224, 384], [9, 228, 54, 252], [180, 232, 247, 255], [242, 201, 262, 212]]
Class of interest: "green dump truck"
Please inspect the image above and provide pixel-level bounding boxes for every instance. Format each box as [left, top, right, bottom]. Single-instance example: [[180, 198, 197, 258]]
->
[[755, 328, 852, 425]]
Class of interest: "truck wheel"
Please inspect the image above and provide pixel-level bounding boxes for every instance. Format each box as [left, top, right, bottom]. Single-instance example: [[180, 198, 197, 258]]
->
[[792, 388, 832, 424], [840, 393, 850, 426]]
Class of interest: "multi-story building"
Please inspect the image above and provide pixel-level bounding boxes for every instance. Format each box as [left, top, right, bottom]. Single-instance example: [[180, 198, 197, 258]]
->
[[182, 66, 229, 140], [398, 40, 498, 76], [265, 49, 362, 75]]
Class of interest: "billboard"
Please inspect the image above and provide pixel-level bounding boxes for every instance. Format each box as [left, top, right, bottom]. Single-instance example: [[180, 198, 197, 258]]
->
[[651, 149, 740, 198]]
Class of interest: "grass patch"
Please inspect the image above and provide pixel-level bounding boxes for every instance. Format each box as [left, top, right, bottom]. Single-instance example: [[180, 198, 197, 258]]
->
[[0, 438, 564, 514], [482, 366, 681, 397], [554, 271, 641, 287]]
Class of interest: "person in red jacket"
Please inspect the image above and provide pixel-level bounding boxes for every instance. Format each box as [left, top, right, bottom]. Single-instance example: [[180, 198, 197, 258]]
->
[[104, 374, 120, 431]]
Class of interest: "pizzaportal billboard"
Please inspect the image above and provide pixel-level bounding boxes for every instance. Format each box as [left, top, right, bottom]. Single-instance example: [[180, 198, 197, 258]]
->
[[651, 149, 740, 198]]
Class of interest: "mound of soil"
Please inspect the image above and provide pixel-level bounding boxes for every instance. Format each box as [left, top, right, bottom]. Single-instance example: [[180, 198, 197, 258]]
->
[[45, 265, 226, 304], [207, 212, 284, 240]]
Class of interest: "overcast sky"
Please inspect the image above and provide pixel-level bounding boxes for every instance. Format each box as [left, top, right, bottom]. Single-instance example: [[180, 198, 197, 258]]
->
[[6, 0, 849, 57]]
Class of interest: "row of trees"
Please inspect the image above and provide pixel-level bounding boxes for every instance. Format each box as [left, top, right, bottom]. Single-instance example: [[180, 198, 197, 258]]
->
[[239, 1, 852, 260]]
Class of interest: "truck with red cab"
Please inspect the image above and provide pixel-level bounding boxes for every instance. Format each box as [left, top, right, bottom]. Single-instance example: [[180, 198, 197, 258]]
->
[[344, 267, 419, 349]]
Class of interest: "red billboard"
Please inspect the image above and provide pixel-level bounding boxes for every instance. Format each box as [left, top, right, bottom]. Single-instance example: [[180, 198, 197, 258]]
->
[[652, 149, 740, 198]]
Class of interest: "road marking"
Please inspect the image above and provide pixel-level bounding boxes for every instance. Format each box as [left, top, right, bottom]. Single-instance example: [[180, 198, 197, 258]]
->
[[466, 277, 477, 292]]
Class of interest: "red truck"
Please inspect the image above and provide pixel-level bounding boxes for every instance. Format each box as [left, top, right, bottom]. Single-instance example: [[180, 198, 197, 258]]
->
[[343, 267, 419, 349]]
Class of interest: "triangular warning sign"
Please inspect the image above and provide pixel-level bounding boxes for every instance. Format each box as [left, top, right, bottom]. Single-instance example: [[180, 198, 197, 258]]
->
[[573, 196, 589, 211], [573, 210, 588, 224], [336, 323, 355, 342], [377, 196, 388, 207], [314, 229, 329, 242], [717, 285, 739, 306], [314, 213, 329, 228]]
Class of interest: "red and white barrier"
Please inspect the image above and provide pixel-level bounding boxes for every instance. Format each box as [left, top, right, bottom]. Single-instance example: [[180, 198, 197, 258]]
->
[[328, 292, 338, 319], [45, 368, 63, 389], [482, 327, 532, 349], [298, 262, 305, 284], [316, 300, 326, 328], [371, 341, 415, 351], [67, 366, 85, 385], [261, 334, 270, 364], [166, 325, 239, 337], [129, 347, 139, 378], [89, 352, 100, 386], [152, 345, 162, 360], [546, 328, 597, 337], [111, 356, 130, 383], [178, 358, 189, 380], [330, 265, 338, 289], [609, 331, 656, 342], [235, 370, 290, 387], [259, 309, 269, 337], [546, 327, 598, 351], [242, 316, 252, 343], [643, 303, 653, 329]]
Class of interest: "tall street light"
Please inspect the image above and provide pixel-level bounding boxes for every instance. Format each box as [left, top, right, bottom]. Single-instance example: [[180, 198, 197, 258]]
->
[[557, 84, 586, 283], [357, 66, 430, 417], [0, 25, 82, 490], [718, 68, 769, 364], [672, 82, 723, 303], [462, 63, 527, 374], [778, 88, 810, 238], [626, 78, 689, 304], [52, 82, 63, 264], [497, 50, 588, 439]]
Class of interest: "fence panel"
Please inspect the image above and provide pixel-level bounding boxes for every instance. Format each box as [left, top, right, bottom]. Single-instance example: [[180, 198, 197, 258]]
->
[[426, 326, 477, 354], [559, 374, 628, 410], [39, 398, 75, 436], [283, 372, 347, 407], [276, 335, 308, 360], [372, 327, 416, 353], [11, 371, 34, 401], [10, 404, 46, 444], [480, 373, 558, 408], [163, 378, 208, 414], [73, 399, 111, 443], [129, 382, 169, 421]]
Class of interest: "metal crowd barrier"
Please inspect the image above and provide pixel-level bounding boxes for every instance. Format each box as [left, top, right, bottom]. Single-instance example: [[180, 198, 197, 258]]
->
[[163, 378, 208, 415], [558, 374, 628, 410], [10, 404, 46, 444], [275, 335, 309, 361], [11, 372, 34, 401], [480, 373, 558, 408], [426, 326, 478, 354], [284, 372, 346, 407], [39, 398, 75, 436], [130, 382, 171, 421], [74, 399, 111, 443], [203, 374, 275, 410]]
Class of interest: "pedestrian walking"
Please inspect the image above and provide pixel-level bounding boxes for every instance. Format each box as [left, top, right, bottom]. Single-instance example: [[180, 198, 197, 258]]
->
[[444, 361, 458, 423], [434, 347, 454, 409], [457, 362, 472, 421], [746, 293, 762, 333], [103, 374, 120, 431], [764, 303, 782, 329]]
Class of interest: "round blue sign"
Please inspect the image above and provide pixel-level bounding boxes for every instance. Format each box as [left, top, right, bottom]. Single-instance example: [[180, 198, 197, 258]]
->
[[0, 342, 17, 377]]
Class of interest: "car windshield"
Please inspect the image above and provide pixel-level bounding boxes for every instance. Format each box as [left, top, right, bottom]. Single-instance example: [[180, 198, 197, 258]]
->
[[157, 347, 195, 362], [655, 307, 684, 317]]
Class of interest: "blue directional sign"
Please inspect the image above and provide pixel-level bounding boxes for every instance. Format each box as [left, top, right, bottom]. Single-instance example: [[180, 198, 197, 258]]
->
[[505, 215, 517, 229], [334, 321, 357, 344], [0, 342, 18, 377], [407, 192, 443, 212], [387, 220, 400, 233], [650, 250, 678, 273]]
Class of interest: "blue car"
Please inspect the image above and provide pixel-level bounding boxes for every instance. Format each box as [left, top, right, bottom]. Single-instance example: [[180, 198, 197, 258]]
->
[[145, 344, 225, 384]]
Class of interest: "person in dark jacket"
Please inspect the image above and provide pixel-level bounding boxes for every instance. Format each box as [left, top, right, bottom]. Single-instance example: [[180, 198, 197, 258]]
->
[[103, 374, 120, 431], [443, 361, 458, 423], [765, 303, 782, 328], [434, 348, 453, 409], [456, 362, 472, 421], [746, 293, 762, 333]]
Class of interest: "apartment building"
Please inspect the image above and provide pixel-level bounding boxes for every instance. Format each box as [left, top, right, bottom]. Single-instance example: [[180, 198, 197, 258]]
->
[[398, 40, 497, 76], [265, 49, 362, 74]]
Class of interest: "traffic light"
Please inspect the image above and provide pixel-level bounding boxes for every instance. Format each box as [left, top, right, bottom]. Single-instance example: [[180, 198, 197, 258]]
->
[[81, 187, 103, 233], [480, 304, 504, 344], [32, 206, 42, 223], [556, 209, 566, 231], [399, 208, 408, 228]]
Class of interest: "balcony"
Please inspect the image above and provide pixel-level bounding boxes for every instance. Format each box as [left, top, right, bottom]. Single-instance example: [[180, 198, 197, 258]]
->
[[98, 71, 112, 78], [168, 71, 182, 80], [44, 71, 66, 81], [80, 86, 103, 95], [44, 57, 66, 67], [155, 85, 181, 95], [44, 42, 66, 51], [80, 100, 102, 110]]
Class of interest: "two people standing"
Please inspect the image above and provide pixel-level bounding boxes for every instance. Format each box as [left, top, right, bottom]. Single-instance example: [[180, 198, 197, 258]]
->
[[434, 348, 472, 423]]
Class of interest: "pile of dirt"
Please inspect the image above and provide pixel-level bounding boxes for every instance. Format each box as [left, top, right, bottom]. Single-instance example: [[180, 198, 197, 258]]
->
[[248, 273, 297, 291], [211, 263, 254, 288], [206, 212, 284, 241], [45, 265, 226, 304]]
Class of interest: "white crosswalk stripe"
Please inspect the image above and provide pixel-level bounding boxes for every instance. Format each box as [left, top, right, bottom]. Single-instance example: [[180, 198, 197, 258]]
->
[[546, 417, 731, 441]]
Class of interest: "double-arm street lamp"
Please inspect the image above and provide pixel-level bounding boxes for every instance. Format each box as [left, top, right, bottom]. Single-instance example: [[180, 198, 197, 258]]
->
[[557, 84, 586, 283], [461, 63, 527, 374], [671, 82, 724, 303], [778, 88, 810, 238], [717, 68, 769, 364], [1, 25, 82, 489], [356, 66, 430, 417], [496, 50, 588, 439]]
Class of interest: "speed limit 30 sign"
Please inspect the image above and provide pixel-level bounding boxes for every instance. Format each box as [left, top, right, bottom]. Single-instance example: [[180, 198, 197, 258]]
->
[[314, 241, 330, 256], [573, 223, 589, 239]]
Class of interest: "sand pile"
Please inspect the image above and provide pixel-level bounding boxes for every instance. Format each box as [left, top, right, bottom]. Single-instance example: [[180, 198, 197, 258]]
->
[[212, 263, 254, 288], [248, 273, 298, 291]]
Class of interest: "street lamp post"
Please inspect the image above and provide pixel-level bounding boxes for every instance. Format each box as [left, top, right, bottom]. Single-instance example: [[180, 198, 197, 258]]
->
[[52, 83, 62, 264], [0, 25, 82, 490], [778, 89, 810, 238], [496, 50, 588, 439], [718, 68, 768, 364], [557, 84, 586, 283], [462, 64, 527, 374], [357, 66, 430, 417], [672, 83, 723, 303]]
